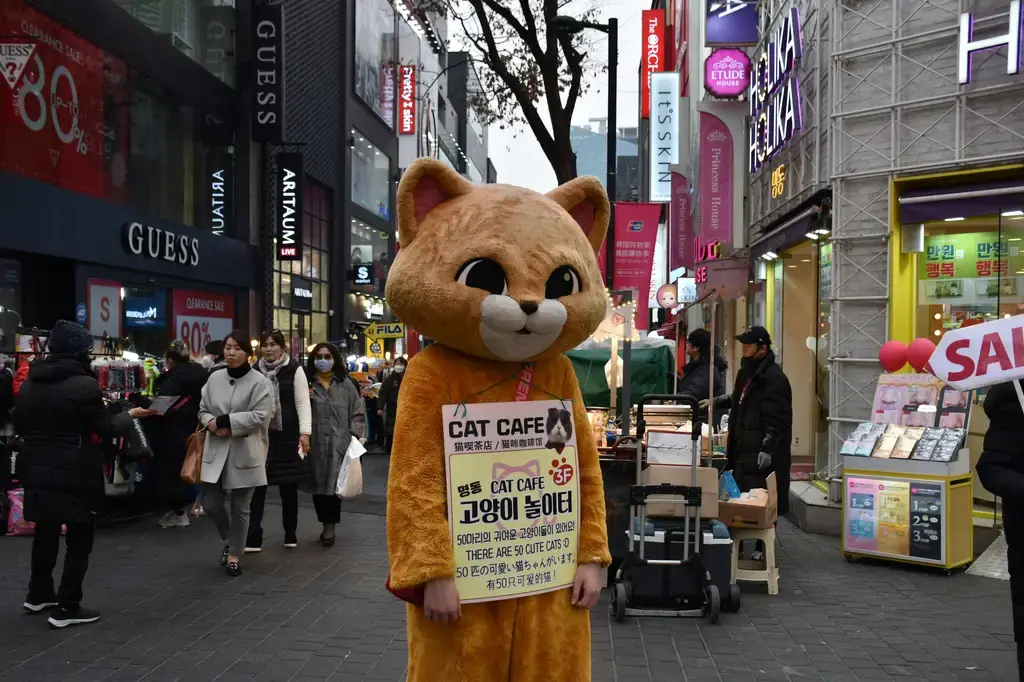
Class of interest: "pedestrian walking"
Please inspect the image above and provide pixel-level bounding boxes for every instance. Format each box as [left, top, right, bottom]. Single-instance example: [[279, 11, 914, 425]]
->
[[198, 331, 275, 577], [201, 340, 226, 373], [17, 320, 155, 628], [701, 326, 792, 514], [377, 356, 407, 455], [975, 380, 1024, 678], [306, 342, 366, 546], [150, 339, 208, 529], [246, 329, 312, 552]]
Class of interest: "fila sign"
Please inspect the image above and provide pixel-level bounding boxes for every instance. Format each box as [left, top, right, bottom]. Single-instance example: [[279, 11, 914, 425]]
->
[[748, 7, 803, 174], [957, 0, 1022, 84]]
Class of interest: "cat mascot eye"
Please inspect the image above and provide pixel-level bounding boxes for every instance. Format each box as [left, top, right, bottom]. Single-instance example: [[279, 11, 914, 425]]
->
[[456, 258, 508, 295], [545, 265, 582, 299]]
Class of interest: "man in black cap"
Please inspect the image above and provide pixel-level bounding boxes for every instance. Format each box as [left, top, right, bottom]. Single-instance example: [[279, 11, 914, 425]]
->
[[701, 325, 792, 514]]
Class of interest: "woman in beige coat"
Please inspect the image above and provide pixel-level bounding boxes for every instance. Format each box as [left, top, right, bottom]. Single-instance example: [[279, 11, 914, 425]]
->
[[198, 331, 275, 576]]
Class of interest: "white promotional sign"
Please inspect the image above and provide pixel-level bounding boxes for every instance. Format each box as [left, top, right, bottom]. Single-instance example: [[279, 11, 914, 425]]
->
[[87, 280, 121, 341], [649, 71, 680, 203], [927, 315, 1024, 390], [957, 0, 1022, 85], [172, 290, 235, 358]]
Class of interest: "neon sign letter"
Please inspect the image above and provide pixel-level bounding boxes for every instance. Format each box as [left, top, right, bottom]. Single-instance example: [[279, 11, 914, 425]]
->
[[957, 0, 1022, 84], [747, 7, 803, 174]]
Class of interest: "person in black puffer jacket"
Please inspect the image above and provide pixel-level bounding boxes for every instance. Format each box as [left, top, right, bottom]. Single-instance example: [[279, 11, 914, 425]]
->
[[150, 340, 209, 528], [976, 380, 1024, 677], [15, 320, 152, 629], [703, 326, 792, 515], [677, 329, 727, 408], [248, 329, 312, 552]]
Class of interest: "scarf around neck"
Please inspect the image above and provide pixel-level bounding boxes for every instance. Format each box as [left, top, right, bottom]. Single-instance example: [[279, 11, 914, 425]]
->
[[259, 354, 289, 431]]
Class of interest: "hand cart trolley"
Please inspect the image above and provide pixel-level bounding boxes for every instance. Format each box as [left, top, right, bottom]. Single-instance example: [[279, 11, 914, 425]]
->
[[610, 394, 740, 623]]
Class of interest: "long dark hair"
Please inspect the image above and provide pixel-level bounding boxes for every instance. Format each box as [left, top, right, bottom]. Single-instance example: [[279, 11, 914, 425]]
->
[[305, 342, 344, 381]]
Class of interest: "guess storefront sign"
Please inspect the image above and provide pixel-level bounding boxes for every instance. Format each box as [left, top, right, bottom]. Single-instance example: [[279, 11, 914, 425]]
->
[[123, 222, 200, 266], [748, 7, 803, 174], [398, 64, 416, 135]]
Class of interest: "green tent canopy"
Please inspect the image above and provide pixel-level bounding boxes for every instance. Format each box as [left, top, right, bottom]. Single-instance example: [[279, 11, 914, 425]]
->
[[565, 346, 674, 409]]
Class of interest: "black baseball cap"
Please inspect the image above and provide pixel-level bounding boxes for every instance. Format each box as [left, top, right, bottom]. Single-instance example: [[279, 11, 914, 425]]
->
[[736, 325, 771, 347]]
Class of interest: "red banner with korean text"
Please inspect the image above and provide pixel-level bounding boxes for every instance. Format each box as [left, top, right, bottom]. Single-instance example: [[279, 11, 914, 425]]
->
[[612, 202, 662, 331]]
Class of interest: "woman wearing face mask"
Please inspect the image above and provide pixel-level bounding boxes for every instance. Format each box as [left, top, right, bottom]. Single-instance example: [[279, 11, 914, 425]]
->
[[305, 343, 366, 546], [201, 340, 226, 373], [198, 331, 275, 576], [376, 356, 407, 455], [247, 329, 312, 552]]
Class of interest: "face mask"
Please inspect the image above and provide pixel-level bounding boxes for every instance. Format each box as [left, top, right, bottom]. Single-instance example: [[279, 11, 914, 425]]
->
[[201, 355, 215, 370], [314, 358, 334, 373], [394, 365, 406, 374]]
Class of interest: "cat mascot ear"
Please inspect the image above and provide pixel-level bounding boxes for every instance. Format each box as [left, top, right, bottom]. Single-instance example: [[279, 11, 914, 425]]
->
[[545, 176, 610, 256], [397, 158, 474, 247]]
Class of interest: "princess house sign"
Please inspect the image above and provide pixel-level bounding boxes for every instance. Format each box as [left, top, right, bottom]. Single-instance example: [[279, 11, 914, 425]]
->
[[748, 6, 803, 174]]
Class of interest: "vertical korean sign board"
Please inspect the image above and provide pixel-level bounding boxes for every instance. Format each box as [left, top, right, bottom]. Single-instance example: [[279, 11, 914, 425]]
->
[[957, 0, 1022, 84], [276, 153, 304, 261], [748, 7, 803, 174], [398, 64, 416, 135], [252, 3, 284, 143], [641, 9, 666, 119], [649, 72, 680, 203]]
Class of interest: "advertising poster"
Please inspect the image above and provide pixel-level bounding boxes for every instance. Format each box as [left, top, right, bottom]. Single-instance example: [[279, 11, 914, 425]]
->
[[669, 172, 692, 272], [87, 279, 121, 344], [705, 0, 759, 46], [872, 373, 972, 429], [918, 231, 1023, 305], [845, 475, 945, 563], [698, 112, 734, 243], [876, 479, 910, 556], [172, 290, 235, 359], [846, 477, 877, 552], [612, 202, 662, 331], [444, 400, 580, 604]]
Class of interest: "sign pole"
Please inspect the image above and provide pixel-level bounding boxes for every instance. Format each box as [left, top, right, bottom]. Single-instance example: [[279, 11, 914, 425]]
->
[[1013, 380, 1024, 414]]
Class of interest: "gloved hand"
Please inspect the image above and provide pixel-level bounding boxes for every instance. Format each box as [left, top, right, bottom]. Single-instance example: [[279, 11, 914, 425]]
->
[[698, 398, 711, 410], [757, 451, 772, 470], [699, 395, 725, 411]]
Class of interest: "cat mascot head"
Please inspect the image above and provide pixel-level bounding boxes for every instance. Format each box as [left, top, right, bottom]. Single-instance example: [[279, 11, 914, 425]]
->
[[385, 158, 610, 363]]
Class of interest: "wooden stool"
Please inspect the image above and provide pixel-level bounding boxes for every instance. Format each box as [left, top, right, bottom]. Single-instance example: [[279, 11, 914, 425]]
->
[[730, 526, 780, 595]]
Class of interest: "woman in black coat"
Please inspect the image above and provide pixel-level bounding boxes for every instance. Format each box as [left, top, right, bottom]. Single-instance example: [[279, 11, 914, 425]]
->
[[149, 340, 209, 528], [377, 356, 407, 455], [976, 380, 1024, 677], [16, 320, 153, 629]]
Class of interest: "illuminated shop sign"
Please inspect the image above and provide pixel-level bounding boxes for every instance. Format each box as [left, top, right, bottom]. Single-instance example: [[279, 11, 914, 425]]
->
[[649, 71, 680, 203], [747, 6, 803, 174], [693, 236, 721, 284], [957, 0, 1022, 84], [704, 48, 751, 99]]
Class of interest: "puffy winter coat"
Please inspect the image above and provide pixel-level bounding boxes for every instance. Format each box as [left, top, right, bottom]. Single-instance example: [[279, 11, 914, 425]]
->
[[14, 357, 133, 523], [678, 349, 727, 405], [146, 361, 209, 490], [977, 381, 1024, 549]]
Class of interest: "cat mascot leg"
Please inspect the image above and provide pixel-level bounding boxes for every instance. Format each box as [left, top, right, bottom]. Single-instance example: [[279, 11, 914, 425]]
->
[[385, 158, 612, 682]]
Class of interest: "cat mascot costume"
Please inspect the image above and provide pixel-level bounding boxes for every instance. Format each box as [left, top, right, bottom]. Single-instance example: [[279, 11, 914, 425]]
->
[[385, 157, 612, 681]]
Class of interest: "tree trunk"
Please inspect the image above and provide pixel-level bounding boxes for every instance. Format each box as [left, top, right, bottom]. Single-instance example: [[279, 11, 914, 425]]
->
[[548, 131, 578, 185]]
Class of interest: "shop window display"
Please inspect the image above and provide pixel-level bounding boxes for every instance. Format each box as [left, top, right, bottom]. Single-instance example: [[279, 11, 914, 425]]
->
[[350, 218, 393, 298], [354, 0, 396, 127], [351, 129, 392, 219]]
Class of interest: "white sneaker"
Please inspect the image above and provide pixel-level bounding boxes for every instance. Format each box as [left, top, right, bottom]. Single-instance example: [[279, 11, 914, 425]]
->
[[159, 512, 190, 528]]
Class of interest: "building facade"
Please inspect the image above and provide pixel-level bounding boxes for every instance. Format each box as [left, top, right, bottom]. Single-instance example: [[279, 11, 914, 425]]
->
[[447, 51, 488, 183]]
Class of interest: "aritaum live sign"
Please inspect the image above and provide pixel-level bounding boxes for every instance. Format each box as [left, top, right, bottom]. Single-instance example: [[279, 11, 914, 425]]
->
[[748, 6, 803, 174]]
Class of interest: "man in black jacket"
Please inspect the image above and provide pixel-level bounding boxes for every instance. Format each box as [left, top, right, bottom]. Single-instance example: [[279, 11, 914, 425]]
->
[[975, 380, 1024, 676], [678, 328, 727, 406], [702, 326, 792, 515]]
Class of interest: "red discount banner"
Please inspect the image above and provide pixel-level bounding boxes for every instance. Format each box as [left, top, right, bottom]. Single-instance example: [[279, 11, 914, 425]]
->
[[0, 0, 108, 197], [172, 290, 236, 359]]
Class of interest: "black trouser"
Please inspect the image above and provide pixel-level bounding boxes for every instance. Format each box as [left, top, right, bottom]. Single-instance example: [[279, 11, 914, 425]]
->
[[28, 521, 95, 608], [1008, 544, 1024, 681], [247, 483, 298, 542], [312, 494, 341, 524]]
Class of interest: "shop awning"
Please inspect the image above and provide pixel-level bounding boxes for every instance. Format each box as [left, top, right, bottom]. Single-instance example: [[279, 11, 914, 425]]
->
[[696, 257, 751, 300], [749, 205, 820, 261], [898, 180, 1024, 223]]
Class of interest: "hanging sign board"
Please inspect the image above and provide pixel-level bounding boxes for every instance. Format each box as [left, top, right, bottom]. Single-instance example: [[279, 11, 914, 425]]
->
[[927, 314, 1024, 391], [648, 71, 680, 203], [748, 7, 803, 174], [251, 3, 285, 143], [275, 152, 304, 261]]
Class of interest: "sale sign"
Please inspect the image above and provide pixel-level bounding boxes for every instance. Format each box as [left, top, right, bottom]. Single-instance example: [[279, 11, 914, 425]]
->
[[612, 202, 662, 331], [641, 9, 666, 119], [87, 279, 121, 344], [398, 64, 416, 135], [927, 315, 1024, 390], [0, 0, 108, 197], [172, 290, 235, 359]]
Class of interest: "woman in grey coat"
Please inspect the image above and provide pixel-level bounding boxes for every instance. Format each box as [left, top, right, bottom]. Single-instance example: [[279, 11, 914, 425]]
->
[[305, 342, 366, 547], [198, 331, 275, 576]]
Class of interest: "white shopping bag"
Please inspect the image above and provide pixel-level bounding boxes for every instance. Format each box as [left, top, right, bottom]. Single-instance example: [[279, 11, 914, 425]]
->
[[336, 436, 366, 499]]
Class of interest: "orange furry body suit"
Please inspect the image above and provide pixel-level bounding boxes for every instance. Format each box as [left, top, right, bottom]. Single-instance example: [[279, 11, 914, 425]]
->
[[385, 158, 612, 681]]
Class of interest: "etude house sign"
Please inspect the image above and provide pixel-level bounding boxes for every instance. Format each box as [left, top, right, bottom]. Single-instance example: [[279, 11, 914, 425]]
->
[[123, 222, 200, 266], [252, 3, 284, 143], [705, 49, 751, 99], [748, 6, 803, 174], [957, 0, 1022, 84], [276, 152, 304, 261]]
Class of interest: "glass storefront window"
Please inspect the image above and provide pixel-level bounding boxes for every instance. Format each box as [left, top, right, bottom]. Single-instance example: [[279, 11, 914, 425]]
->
[[351, 129, 392, 219], [121, 285, 170, 357], [354, 0, 396, 127], [350, 217, 392, 298]]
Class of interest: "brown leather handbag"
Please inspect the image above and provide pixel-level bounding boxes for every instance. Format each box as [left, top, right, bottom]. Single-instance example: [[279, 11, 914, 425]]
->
[[180, 426, 206, 484]]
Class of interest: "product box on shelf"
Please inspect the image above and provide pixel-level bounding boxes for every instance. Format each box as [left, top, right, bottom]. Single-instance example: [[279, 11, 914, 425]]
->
[[717, 472, 778, 529], [640, 464, 719, 518]]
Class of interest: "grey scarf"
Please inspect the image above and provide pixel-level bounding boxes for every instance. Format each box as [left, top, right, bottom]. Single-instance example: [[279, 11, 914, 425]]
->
[[259, 353, 290, 431]]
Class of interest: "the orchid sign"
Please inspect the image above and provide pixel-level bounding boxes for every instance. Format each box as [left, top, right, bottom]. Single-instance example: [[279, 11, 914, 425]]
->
[[705, 48, 751, 99]]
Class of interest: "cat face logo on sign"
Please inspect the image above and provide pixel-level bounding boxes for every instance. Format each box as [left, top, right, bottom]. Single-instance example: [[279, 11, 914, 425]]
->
[[0, 41, 36, 90]]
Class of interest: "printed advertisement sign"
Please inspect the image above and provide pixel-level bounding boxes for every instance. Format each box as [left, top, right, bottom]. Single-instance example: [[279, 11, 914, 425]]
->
[[612, 203, 662, 331], [640, 9, 666, 119], [872, 373, 972, 429], [918, 231, 1024, 305], [927, 315, 1024, 392], [704, 48, 751, 99], [699, 112, 734, 243], [172, 290, 235, 359], [87, 279, 121, 343], [649, 71, 680, 203], [845, 475, 944, 563], [398, 64, 416, 135], [124, 291, 166, 329], [444, 400, 580, 603], [706, 0, 760, 46], [669, 172, 692, 272]]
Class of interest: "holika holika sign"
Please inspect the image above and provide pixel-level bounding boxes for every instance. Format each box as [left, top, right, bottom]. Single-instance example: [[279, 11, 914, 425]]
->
[[444, 400, 580, 603], [748, 6, 803, 174]]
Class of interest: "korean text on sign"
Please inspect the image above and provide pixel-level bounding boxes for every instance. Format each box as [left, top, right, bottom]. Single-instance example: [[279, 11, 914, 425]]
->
[[444, 400, 581, 603]]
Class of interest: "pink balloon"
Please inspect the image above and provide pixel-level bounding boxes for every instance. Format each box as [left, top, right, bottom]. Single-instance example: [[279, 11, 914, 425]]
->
[[879, 340, 908, 373], [907, 337, 937, 372]]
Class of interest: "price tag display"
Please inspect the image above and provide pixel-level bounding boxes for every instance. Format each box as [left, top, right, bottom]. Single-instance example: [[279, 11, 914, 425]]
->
[[844, 475, 945, 564], [172, 290, 235, 359]]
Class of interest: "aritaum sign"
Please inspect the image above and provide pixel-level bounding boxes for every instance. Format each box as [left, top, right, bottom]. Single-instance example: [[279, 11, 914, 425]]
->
[[748, 6, 803, 174]]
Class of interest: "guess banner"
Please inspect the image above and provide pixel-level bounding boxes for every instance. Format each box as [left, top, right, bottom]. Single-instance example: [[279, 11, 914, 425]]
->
[[699, 112, 734, 243], [398, 64, 416, 135], [612, 202, 662, 331], [173, 290, 235, 359], [669, 172, 693, 272]]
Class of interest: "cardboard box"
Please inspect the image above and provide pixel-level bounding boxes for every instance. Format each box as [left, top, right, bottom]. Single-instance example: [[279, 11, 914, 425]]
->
[[640, 464, 719, 518], [716, 473, 778, 529], [646, 429, 698, 466]]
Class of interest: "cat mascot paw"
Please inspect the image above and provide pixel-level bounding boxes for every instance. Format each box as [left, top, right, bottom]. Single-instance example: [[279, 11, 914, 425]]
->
[[385, 158, 613, 682]]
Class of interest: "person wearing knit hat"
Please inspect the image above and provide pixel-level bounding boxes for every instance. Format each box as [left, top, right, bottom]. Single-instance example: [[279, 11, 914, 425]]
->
[[47, 320, 95, 357]]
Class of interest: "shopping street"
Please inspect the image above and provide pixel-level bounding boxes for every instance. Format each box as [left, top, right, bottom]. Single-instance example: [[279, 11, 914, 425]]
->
[[0, 456, 1016, 682]]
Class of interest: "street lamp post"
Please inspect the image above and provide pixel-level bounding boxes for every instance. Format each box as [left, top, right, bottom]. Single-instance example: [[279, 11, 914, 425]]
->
[[553, 15, 619, 289]]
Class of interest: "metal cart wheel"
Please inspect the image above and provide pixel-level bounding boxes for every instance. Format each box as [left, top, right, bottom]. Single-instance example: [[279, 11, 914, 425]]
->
[[612, 582, 628, 622], [705, 584, 721, 624], [725, 584, 742, 613]]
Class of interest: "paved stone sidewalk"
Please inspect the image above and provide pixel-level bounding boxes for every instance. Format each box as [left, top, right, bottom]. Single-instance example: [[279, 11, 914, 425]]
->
[[0, 462, 1018, 681]]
